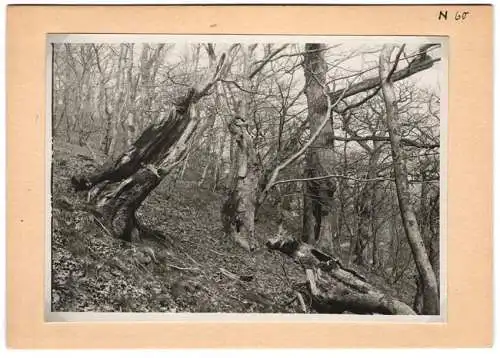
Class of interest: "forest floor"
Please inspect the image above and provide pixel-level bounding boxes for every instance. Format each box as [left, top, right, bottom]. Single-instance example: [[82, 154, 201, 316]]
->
[[51, 141, 415, 314]]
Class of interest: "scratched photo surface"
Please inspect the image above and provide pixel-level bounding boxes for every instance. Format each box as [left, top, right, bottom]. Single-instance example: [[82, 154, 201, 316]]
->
[[49, 36, 445, 318]]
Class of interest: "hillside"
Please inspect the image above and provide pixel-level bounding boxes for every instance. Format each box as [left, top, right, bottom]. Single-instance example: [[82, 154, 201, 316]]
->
[[51, 141, 415, 314]]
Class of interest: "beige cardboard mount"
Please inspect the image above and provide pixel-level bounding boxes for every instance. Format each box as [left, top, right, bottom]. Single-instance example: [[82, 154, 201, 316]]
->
[[6, 5, 493, 348]]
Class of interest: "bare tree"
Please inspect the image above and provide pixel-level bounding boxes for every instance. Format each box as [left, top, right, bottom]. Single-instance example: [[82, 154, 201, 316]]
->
[[300, 43, 337, 254], [379, 44, 439, 315]]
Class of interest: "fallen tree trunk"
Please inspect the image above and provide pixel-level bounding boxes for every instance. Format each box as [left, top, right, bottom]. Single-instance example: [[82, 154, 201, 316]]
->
[[266, 235, 416, 315]]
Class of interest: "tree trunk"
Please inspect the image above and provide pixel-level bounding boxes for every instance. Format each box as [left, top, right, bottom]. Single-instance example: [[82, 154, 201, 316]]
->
[[379, 45, 439, 315], [414, 176, 440, 313], [71, 89, 200, 241], [212, 127, 226, 191], [221, 115, 260, 251], [301, 43, 336, 254], [101, 105, 113, 154], [124, 44, 139, 147], [266, 235, 415, 315], [140, 44, 165, 126], [105, 44, 128, 156], [353, 148, 382, 266], [219, 45, 261, 252]]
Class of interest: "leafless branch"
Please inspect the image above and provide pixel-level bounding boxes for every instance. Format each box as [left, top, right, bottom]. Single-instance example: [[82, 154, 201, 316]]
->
[[269, 173, 439, 188], [328, 135, 439, 149], [329, 56, 441, 102], [194, 44, 240, 100], [249, 44, 289, 79], [258, 66, 371, 204], [387, 44, 406, 81], [271, 174, 396, 187], [258, 83, 347, 204]]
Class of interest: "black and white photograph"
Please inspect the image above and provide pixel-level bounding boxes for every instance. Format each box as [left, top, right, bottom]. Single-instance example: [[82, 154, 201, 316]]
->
[[48, 35, 445, 318]]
